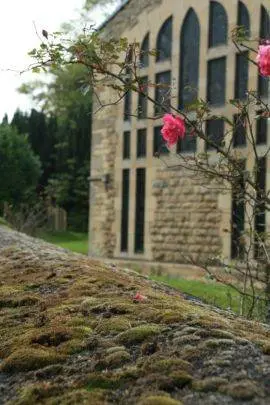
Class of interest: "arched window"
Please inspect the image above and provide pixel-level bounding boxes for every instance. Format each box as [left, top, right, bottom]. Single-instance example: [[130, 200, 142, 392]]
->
[[123, 47, 132, 121], [237, 1, 250, 37], [156, 16, 172, 62], [258, 6, 270, 98], [260, 5, 270, 39], [208, 1, 228, 47], [179, 8, 200, 109], [140, 33, 149, 68]]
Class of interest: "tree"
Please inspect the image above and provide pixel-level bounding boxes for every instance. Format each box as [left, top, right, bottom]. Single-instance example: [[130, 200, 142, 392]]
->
[[0, 124, 41, 206], [11, 109, 56, 191], [11, 109, 29, 134], [18, 64, 91, 230], [1, 114, 8, 125]]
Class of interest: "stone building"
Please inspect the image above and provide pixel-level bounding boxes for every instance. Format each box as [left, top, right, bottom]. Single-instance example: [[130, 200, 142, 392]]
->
[[88, 0, 270, 263]]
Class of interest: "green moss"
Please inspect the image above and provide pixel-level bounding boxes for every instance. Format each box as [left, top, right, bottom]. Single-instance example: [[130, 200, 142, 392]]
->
[[116, 366, 141, 381], [0, 348, 65, 372], [58, 338, 89, 355], [195, 329, 235, 339], [97, 350, 131, 369], [158, 311, 186, 324], [116, 324, 162, 346], [17, 325, 91, 354], [173, 335, 200, 345], [106, 345, 126, 354], [95, 317, 131, 335], [90, 301, 135, 315], [70, 280, 99, 297], [73, 325, 93, 335], [87, 373, 121, 390], [202, 338, 235, 349], [142, 357, 191, 373], [262, 342, 270, 354], [46, 304, 78, 318], [30, 327, 72, 347], [10, 383, 61, 405], [175, 326, 198, 335], [169, 371, 193, 388], [138, 395, 183, 405], [0, 295, 40, 308], [1, 229, 270, 405], [80, 297, 99, 313], [66, 316, 88, 327], [188, 316, 227, 330], [193, 377, 228, 392], [181, 346, 203, 361], [219, 380, 258, 400], [0, 285, 23, 295], [48, 389, 105, 405]]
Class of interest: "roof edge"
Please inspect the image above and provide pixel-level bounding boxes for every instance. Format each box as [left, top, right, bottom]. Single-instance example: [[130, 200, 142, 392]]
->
[[98, 0, 131, 31]]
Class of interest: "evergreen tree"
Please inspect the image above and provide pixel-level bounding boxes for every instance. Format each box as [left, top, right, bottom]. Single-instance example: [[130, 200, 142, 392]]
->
[[11, 109, 29, 134], [0, 124, 41, 206], [1, 114, 8, 125], [17, 64, 91, 230]]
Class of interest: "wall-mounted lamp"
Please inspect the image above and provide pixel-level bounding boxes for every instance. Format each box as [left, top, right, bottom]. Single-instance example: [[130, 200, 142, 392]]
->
[[88, 174, 111, 191]]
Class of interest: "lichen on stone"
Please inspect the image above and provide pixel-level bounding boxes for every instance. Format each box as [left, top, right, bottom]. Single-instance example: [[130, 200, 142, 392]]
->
[[0, 226, 270, 404]]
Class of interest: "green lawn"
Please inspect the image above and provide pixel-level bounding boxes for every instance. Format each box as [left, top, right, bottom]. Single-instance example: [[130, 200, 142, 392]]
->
[[0, 217, 10, 227], [151, 275, 266, 320], [39, 231, 88, 255]]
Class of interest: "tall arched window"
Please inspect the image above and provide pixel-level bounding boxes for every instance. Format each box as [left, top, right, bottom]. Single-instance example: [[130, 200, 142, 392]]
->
[[156, 16, 172, 62], [179, 9, 200, 109], [260, 5, 270, 39], [140, 33, 149, 68], [258, 5, 270, 98], [237, 1, 250, 37], [208, 1, 228, 47]]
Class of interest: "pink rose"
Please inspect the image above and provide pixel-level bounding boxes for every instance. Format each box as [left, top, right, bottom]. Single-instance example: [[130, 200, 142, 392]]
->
[[161, 114, 186, 147], [256, 44, 270, 77]]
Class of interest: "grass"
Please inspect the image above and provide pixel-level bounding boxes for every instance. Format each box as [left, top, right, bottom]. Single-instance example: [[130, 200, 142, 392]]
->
[[0, 217, 10, 227], [150, 275, 267, 319], [38, 231, 88, 255]]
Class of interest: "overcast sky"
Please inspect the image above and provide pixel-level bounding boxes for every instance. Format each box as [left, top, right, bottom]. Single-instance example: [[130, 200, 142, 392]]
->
[[0, 0, 111, 122]]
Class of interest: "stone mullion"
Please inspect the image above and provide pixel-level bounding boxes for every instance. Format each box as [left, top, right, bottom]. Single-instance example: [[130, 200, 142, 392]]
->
[[127, 83, 137, 254], [197, 10, 208, 155]]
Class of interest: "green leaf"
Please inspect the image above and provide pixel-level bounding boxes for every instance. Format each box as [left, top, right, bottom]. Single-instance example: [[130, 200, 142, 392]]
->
[[32, 67, 41, 73]]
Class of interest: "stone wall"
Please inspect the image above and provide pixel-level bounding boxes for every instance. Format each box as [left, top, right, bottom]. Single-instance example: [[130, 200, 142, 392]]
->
[[151, 167, 222, 263], [89, 0, 224, 260], [89, 87, 118, 257], [89, 0, 162, 257]]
